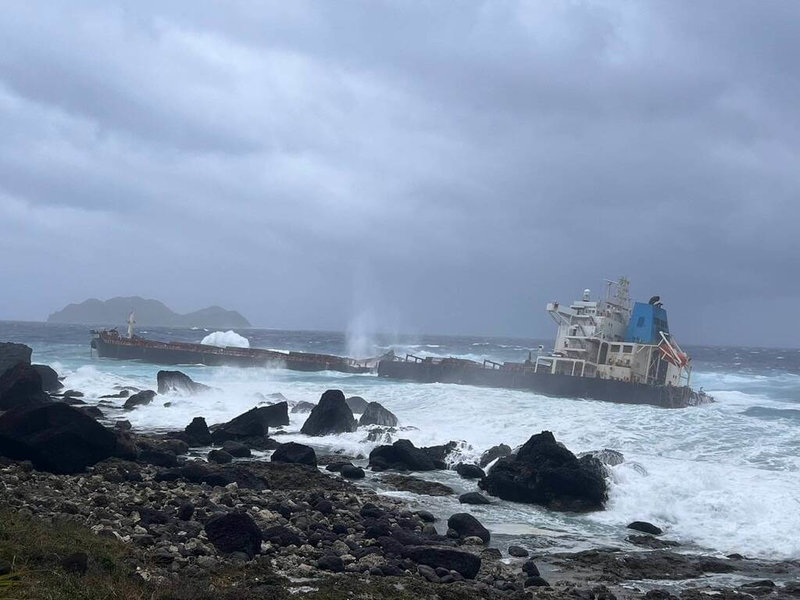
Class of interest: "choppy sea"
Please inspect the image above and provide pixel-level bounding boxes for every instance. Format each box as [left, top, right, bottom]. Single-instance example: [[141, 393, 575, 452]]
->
[[2, 321, 799, 561]]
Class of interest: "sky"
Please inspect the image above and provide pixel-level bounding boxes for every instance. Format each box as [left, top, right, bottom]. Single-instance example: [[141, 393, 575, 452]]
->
[[0, 1, 798, 347]]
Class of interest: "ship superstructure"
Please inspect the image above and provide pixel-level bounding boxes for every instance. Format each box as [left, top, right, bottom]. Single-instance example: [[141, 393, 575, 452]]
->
[[538, 277, 691, 388]]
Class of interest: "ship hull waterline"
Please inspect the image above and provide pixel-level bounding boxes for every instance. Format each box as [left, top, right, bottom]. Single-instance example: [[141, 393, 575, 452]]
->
[[377, 359, 706, 409]]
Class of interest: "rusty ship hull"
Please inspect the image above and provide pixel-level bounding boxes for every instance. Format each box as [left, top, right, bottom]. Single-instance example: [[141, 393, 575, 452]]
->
[[377, 357, 708, 408], [91, 330, 372, 374]]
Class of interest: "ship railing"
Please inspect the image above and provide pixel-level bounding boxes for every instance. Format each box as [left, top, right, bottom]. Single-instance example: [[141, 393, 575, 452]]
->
[[405, 354, 425, 363], [483, 359, 502, 370]]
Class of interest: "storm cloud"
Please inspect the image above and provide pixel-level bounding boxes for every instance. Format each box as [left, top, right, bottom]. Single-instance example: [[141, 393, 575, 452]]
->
[[1, 1, 797, 346]]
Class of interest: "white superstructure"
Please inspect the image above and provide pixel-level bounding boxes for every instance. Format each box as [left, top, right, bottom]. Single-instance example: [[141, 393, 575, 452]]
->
[[535, 277, 691, 387]]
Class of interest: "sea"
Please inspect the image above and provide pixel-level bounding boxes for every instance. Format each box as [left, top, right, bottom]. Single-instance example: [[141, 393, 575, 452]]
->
[[2, 321, 799, 562]]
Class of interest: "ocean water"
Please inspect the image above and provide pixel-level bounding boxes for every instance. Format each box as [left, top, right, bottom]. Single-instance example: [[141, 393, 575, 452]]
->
[[2, 321, 799, 561]]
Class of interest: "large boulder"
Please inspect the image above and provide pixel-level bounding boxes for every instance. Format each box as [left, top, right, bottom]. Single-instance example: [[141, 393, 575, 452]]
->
[[123, 390, 156, 410], [300, 390, 357, 436], [204, 513, 262, 559], [0, 363, 50, 410], [401, 546, 481, 579], [184, 417, 212, 446], [0, 342, 32, 376], [156, 370, 211, 395], [368, 439, 436, 472], [359, 402, 398, 427], [32, 365, 62, 392], [456, 463, 485, 479], [448, 513, 490, 543], [211, 402, 289, 443], [271, 442, 317, 467], [0, 403, 117, 474], [345, 396, 369, 413], [479, 443, 512, 467], [478, 431, 608, 512]]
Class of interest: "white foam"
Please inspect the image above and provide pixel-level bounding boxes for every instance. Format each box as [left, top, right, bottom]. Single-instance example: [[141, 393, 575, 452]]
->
[[200, 331, 250, 348]]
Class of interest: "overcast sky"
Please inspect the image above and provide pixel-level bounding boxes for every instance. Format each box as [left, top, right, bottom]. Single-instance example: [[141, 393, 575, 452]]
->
[[1, 1, 798, 347]]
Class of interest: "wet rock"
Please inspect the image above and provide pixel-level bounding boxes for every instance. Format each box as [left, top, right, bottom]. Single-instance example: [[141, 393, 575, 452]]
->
[[0, 342, 32, 376], [156, 370, 211, 395], [459, 492, 491, 505], [183, 417, 212, 446], [221, 441, 251, 458], [100, 390, 129, 399], [422, 441, 459, 469], [479, 443, 511, 468], [524, 576, 550, 588], [627, 535, 680, 550], [479, 431, 608, 511], [417, 510, 436, 523], [401, 546, 481, 579], [79, 406, 104, 419], [318, 554, 344, 572], [123, 390, 156, 410], [455, 463, 485, 479], [60, 551, 88, 575], [271, 442, 317, 467], [114, 420, 132, 431], [508, 545, 529, 557], [262, 525, 303, 547], [211, 402, 289, 442], [345, 396, 369, 413], [358, 402, 398, 427], [522, 560, 540, 577], [32, 364, 62, 392], [290, 401, 316, 413], [580, 448, 625, 467], [381, 474, 453, 496], [368, 439, 437, 472], [0, 402, 117, 474], [208, 449, 233, 464], [340, 464, 365, 479], [155, 461, 268, 490], [628, 521, 663, 535], [138, 448, 178, 468], [177, 502, 195, 521], [300, 390, 357, 436], [0, 363, 50, 410], [204, 512, 262, 559], [447, 513, 490, 544]]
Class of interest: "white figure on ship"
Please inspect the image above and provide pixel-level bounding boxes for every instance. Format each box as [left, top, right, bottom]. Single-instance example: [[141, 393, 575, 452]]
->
[[127, 310, 136, 339]]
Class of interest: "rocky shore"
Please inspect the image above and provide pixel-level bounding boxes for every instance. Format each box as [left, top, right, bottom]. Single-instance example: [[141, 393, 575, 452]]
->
[[1, 342, 798, 600]]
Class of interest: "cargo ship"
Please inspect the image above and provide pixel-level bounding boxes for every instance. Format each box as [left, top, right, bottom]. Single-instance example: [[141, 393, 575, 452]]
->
[[377, 278, 711, 408], [91, 316, 374, 374]]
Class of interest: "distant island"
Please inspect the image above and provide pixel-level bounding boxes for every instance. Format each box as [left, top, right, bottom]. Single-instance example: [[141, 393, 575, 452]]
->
[[47, 297, 251, 328]]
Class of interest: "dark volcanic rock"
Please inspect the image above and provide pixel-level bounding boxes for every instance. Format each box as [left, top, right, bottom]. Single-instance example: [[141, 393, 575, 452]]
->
[[317, 554, 344, 572], [368, 439, 437, 472], [381, 474, 453, 496], [455, 462, 485, 479], [459, 492, 491, 505], [358, 402, 398, 427], [138, 448, 178, 468], [344, 395, 369, 413], [262, 525, 303, 547], [155, 461, 268, 489], [290, 401, 316, 413], [0, 342, 32, 375], [423, 441, 459, 469], [211, 403, 289, 442], [628, 521, 663, 535], [448, 513, 490, 543], [0, 403, 117, 474], [580, 448, 625, 467], [522, 559, 540, 576], [156, 370, 211, 395], [479, 431, 608, 511], [208, 449, 233, 464], [221, 440, 251, 458], [0, 363, 50, 410], [508, 545, 529, 557], [479, 443, 512, 468], [271, 442, 317, 467], [32, 364, 62, 392], [300, 390, 357, 436], [205, 512, 262, 559], [184, 417, 212, 446], [402, 546, 481, 579], [340, 464, 365, 479], [123, 390, 156, 410]]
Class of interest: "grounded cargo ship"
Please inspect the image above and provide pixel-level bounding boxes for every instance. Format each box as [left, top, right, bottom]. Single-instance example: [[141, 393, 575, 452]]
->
[[377, 278, 711, 408], [91, 326, 374, 374]]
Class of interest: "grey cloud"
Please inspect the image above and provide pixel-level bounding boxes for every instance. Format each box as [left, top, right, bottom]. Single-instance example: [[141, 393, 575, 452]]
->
[[0, 0, 798, 346]]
